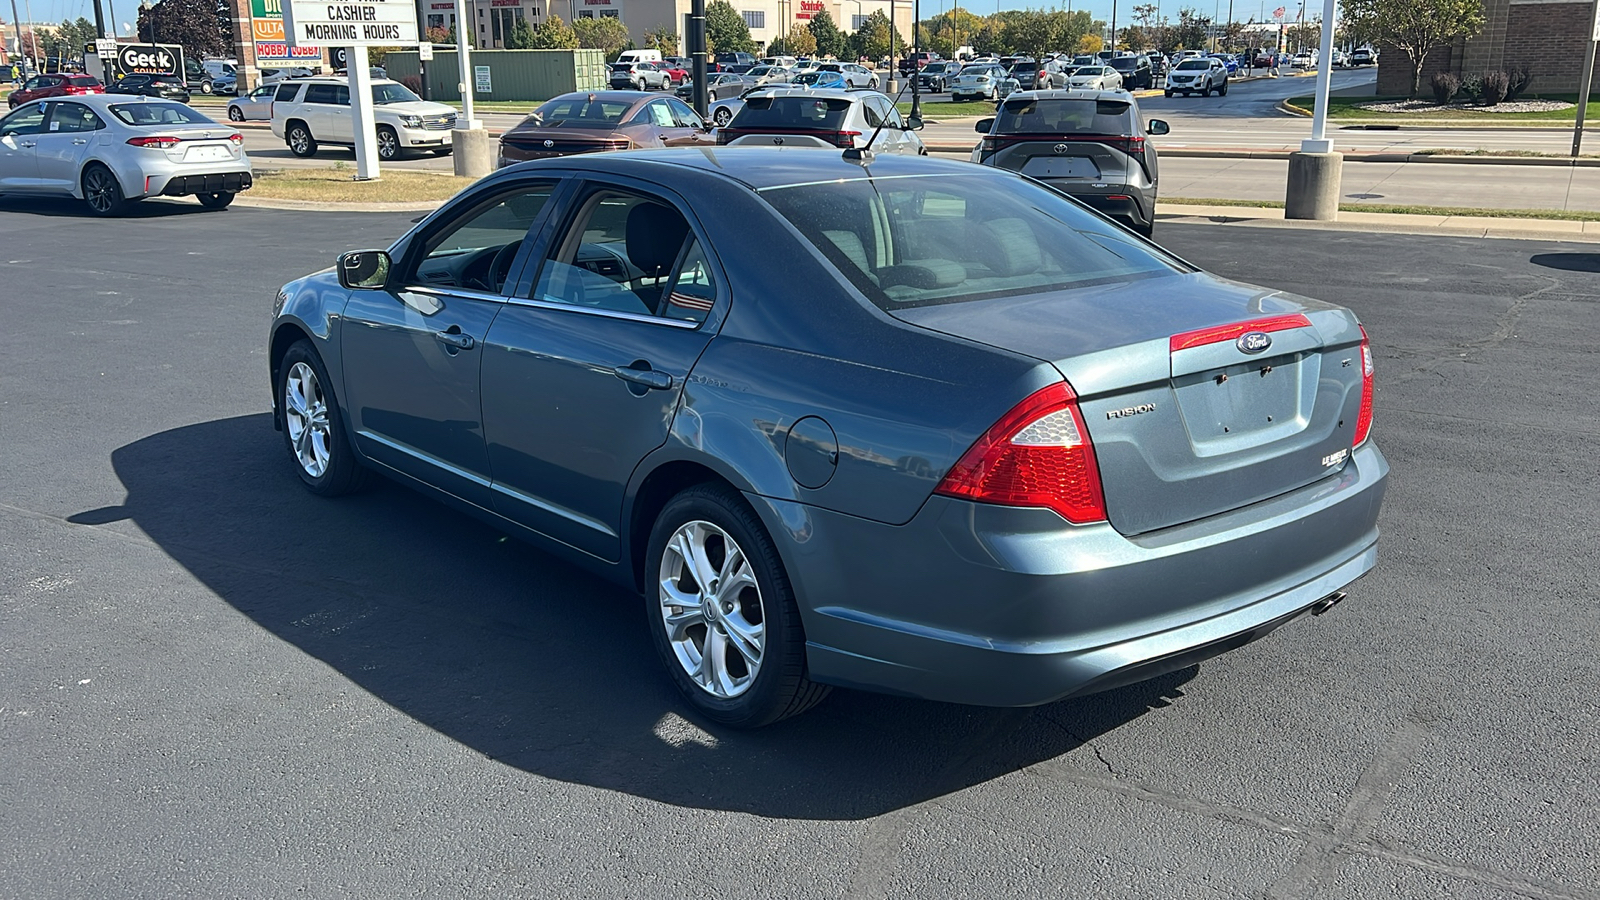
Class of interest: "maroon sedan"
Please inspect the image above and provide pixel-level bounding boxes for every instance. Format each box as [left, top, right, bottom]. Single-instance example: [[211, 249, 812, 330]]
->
[[8, 73, 104, 108], [498, 91, 712, 167]]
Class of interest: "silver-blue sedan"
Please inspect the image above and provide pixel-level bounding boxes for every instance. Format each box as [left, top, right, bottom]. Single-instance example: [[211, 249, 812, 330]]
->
[[0, 94, 252, 214], [227, 84, 277, 121]]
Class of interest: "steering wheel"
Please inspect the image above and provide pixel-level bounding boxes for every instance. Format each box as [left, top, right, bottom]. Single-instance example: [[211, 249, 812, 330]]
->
[[483, 240, 522, 293]]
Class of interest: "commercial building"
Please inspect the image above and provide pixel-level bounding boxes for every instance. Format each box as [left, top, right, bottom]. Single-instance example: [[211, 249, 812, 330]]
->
[[1377, 0, 1599, 94]]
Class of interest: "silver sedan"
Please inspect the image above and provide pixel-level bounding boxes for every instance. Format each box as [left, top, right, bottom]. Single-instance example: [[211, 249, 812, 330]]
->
[[227, 84, 278, 121], [0, 94, 253, 215]]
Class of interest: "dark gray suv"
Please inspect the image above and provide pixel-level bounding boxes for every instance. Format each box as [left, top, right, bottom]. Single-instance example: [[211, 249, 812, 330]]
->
[[973, 89, 1168, 236]]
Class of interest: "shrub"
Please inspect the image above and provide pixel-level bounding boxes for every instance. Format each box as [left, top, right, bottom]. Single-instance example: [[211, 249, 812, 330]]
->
[[1430, 71, 1460, 106], [1480, 69, 1509, 105], [400, 74, 423, 95], [1459, 73, 1482, 101], [1507, 65, 1534, 102]]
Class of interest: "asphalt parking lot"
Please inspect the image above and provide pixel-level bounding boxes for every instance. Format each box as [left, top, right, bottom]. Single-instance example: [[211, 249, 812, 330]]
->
[[3, 201, 1598, 899]]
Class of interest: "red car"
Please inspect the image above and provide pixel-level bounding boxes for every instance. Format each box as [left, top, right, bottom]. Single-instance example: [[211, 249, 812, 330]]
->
[[8, 73, 104, 108], [654, 61, 689, 84]]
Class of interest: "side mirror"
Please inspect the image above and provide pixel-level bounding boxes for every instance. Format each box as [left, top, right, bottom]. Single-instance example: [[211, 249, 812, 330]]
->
[[1147, 119, 1170, 135], [974, 117, 994, 134], [338, 249, 391, 290], [904, 115, 924, 131]]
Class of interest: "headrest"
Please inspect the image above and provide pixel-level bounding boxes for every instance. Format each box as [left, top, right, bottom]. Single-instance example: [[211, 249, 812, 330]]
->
[[972, 218, 1042, 277], [626, 202, 690, 277]]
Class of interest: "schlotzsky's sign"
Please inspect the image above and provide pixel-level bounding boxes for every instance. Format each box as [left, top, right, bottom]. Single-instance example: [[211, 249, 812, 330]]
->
[[282, 0, 420, 47]]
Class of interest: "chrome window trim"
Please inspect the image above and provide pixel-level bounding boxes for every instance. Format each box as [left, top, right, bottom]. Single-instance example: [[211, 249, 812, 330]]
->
[[503, 293, 700, 330]]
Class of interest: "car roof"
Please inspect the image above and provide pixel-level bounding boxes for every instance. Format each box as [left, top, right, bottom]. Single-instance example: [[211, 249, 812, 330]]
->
[[1003, 88, 1135, 102]]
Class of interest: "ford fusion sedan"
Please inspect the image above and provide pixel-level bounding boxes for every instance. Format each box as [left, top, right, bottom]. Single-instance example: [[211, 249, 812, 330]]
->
[[0, 95, 251, 214], [268, 149, 1385, 727], [497, 92, 712, 165]]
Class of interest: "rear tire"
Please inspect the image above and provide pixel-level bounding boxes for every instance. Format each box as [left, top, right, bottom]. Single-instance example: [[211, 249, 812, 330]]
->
[[81, 164, 125, 217], [645, 484, 830, 728], [1219, 82, 1228, 96], [227, 106, 244, 121], [197, 191, 234, 210], [286, 122, 317, 157]]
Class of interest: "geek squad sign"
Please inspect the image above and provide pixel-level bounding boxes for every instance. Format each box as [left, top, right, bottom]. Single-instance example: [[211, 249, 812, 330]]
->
[[282, 0, 419, 46], [117, 44, 182, 76]]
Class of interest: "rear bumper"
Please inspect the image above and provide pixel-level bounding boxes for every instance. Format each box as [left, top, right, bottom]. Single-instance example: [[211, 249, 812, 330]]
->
[[754, 441, 1389, 707], [1044, 182, 1155, 228], [155, 170, 254, 196]]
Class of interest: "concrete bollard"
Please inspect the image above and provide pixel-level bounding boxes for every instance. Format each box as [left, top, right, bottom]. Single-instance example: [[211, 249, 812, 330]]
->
[[1285, 150, 1343, 221], [452, 127, 495, 180]]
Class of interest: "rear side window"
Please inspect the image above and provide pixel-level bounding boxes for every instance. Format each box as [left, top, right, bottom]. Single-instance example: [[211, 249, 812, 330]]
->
[[275, 82, 301, 102], [761, 172, 1183, 310], [304, 84, 340, 104], [995, 98, 1133, 135], [731, 96, 851, 130]]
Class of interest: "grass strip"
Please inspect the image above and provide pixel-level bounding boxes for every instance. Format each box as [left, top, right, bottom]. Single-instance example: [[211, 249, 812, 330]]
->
[[895, 99, 997, 117], [1288, 94, 1600, 122], [249, 168, 475, 202], [1168, 196, 1600, 221]]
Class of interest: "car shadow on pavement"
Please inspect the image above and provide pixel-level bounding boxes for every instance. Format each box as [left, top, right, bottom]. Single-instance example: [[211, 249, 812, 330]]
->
[[1530, 252, 1600, 273], [77, 414, 1196, 820], [0, 195, 217, 218]]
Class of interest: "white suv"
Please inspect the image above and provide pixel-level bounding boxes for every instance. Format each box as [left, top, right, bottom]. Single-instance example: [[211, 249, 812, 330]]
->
[[271, 77, 457, 160]]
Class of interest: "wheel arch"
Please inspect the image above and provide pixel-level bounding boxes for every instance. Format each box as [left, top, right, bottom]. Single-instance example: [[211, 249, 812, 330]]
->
[[624, 458, 747, 595], [269, 320, 316, 431]]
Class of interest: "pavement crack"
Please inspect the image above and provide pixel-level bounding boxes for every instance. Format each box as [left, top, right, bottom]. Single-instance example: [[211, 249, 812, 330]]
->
[[1394, 272, 1561, 384]]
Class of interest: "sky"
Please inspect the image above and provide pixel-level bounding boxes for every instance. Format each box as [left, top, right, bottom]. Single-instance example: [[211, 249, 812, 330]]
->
[[7, 0, 1317, 35]]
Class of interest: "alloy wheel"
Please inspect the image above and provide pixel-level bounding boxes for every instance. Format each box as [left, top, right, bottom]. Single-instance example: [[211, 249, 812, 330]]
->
[[283, 361, 332, 478], [227, 107, 243, 121], [658, 520, 765, 699], [377, 128, 398, 160], [83, 168, 119, 214], [288, 127, 309, 154], [714, 108, 731, 126]]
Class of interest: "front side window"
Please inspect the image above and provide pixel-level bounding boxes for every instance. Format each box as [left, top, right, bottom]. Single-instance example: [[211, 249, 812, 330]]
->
[[667, 98, 703, 128], [530, 189, 714, 324], [0, 105, 46, 136], [760, 172, 1185, 310], [407, 183, 556, 292]]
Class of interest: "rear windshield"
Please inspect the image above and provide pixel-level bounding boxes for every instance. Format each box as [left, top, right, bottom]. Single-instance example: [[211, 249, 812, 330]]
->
[[1177, 60, 1211, 70], [108, 102, 216, 126], [611, 63, 633, 72], [1110, 58, 1140, 69], [731, 95, 850, 129], [67, 75, 100, 86], [760, 172, 1183, 310], [531, 96, 632, 127], [996, 97, 1132, 134]]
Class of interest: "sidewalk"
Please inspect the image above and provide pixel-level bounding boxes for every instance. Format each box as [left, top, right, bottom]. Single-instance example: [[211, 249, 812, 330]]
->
[[1159, 202, 1600, 242]]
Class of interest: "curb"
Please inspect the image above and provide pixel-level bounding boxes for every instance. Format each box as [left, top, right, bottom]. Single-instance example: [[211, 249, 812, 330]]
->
[[234, 195, 444, 212], [923, 143, 1600, 166], [1158, 202, 1600, 241]]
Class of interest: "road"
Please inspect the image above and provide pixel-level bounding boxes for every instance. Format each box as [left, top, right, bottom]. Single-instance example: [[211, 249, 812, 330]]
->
[[3, 202, 1599, 898]]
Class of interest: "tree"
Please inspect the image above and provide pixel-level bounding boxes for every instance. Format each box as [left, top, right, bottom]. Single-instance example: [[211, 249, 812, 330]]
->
[[1119, 25, 1148, 51], [1077, 33, 1103, 54], [504, 18, 538, 50], [706, 0, 753, 54], [642, 24, 679, 56], [972, 18, 1009, 56], [850, 10, 899, 63], [1169, 7, 1210, 50], [780, 24, 816, 57], [424, 25, 452, 44], [137, 0, 228, 59], [1341, 0, 1485, 97], [528, 14, 579, 50], [574, 15, 631, 58], [807, 9, 844, 59], [1287, 21, 1320, 52]]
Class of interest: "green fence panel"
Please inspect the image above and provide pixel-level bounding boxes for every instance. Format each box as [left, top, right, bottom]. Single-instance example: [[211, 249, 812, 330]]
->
[[383, 49, 606, 103]]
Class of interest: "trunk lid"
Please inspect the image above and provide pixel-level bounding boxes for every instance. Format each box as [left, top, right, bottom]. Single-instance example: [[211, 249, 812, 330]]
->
[[891, 272, 1368, 534]]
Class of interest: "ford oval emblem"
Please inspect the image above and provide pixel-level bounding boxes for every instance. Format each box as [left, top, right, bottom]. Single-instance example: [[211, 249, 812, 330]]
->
[[1237, 331, 1273, 354]]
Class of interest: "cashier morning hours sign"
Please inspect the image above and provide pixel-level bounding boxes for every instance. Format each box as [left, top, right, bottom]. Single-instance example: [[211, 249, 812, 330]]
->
[[282, 0, 420, 46]]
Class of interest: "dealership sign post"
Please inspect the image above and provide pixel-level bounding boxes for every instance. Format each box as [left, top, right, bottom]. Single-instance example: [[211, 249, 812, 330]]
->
[[282, 0, 420, 179]]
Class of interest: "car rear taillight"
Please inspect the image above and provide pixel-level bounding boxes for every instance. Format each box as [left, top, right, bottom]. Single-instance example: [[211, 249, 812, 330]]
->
[[65, 86, 90, 94], [126, 136, 180, 149], [827, 130, 862, 148], [1354, 325, 1374, 446], [934, 382, 1107, 524], [227, 133, 243, 146]]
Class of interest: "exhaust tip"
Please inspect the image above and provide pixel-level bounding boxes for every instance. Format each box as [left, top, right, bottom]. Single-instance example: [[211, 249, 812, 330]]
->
[[1309, 591, 1347, 616]]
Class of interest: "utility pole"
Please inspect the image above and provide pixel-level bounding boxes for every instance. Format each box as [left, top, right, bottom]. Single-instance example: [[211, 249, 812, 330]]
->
[[7, 0, 22, 59], [415, 0, 430, 99], [689, 0, 707, 116], [1575, 0, 1599, 155]]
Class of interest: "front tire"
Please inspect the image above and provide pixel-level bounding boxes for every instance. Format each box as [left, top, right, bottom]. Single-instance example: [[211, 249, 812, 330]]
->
[[286, 122, 317, 157], [376, 125, 400, 161], [81, 164, 125, 217], [713, 107, 732, 126], [278, 341, 368, 496], [200, 80, 213, 94], [645, 484, 829, 728], [197, 191, 234, 209], [1219, 81, 1228, 96], [1164, 89, 1173, 97]]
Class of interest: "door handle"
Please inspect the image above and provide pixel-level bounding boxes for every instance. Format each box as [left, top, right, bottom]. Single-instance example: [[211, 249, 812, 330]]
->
[[612, 365, 672, 391], [72, 138, 87, 144], [433, 329, 476, 350], [19, 140, 35, 147]]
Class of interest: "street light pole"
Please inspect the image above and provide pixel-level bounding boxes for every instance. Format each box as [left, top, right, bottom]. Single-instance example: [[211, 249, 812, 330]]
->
[[1575, 0, 1600, 156], [909, 0, 920, 118]]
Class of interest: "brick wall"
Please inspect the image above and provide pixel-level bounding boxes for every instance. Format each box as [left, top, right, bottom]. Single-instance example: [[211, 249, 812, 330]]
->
[[1374, 0, 1598, 97]]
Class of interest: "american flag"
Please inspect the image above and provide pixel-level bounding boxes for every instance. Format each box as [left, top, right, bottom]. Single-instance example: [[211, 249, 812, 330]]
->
[[1273, 6, 1286, 17], [667, 291, 715, 312]]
